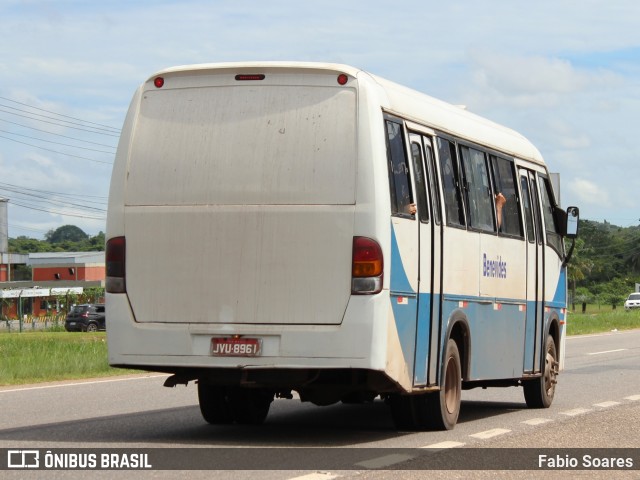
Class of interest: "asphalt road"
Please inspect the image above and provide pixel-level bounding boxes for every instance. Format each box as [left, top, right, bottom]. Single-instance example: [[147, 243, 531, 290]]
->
[[1, 329, 638, 479]]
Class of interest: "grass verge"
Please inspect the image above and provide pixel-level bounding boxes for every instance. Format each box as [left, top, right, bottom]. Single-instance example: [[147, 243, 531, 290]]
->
[[567, 306, 640, 335], [0, 331, 136, 386]]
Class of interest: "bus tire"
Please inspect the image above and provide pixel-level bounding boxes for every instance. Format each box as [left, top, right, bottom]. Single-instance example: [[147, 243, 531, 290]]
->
[[425, 339, 462, 430], [230, 388, 274, 425], [198, 383, 235, 424], [523, 334, 558, 408]]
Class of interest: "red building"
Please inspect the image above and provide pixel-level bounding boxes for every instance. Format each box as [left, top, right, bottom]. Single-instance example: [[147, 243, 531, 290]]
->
[[0, 252, 29, 282], [0, 252, 105, 319], [30, 252, 105, 283]]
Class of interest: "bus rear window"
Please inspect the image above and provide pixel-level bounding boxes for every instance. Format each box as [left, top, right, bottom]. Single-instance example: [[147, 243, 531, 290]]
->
[[126, 85, 357, 206]]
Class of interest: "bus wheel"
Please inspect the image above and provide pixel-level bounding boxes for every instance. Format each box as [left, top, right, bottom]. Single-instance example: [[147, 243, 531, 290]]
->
[[523, 335, 558, 408], [425, 339, 462, 430], [197, 383, 235, 424], [230, 388, 274, 425]]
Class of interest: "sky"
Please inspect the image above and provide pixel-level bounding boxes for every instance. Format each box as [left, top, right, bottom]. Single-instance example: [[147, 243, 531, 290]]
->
[[1, 0, 640, 240]]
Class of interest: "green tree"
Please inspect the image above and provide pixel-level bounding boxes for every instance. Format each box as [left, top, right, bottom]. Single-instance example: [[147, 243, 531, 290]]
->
[[8, 236, 50, 254], [45, 225, 89, 244], [9, 227, 104, 254], [593, 278, 633, 309]]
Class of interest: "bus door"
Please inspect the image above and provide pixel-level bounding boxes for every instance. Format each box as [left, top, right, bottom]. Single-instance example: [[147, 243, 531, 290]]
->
[[408, 131, 442, 387], [519, 169, 545, 373], [385, 119, 420, 384]]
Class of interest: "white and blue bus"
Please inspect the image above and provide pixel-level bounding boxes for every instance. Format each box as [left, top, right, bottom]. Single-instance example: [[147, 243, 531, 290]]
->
[[106, 62, 579, 430]]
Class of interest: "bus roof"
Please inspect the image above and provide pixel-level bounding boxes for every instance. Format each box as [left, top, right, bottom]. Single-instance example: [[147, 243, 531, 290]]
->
[[149, 61, 544, 166]]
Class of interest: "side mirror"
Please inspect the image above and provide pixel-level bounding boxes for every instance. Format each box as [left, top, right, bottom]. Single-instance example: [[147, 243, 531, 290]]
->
[[565, 206, 579, 238], [561, 206, 579, 268]]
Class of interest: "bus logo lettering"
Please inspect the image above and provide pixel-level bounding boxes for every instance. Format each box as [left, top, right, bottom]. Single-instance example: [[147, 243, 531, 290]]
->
[[483, 253, 507, 279]]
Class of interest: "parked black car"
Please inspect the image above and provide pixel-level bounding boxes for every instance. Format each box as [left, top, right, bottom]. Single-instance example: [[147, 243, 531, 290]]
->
[[64, 304, 106, 332]]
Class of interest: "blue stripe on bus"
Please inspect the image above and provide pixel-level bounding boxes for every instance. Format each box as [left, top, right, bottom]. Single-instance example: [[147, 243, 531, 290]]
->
[[549, 267, 568, 313], [389, 225, 418, 378], [413, 292, 432, 386], [389, 225, 414, 295], [439, 295, 528, 379]]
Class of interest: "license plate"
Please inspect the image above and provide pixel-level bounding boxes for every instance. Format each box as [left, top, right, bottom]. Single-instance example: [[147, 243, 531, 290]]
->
[[211, 337, 262, 356]]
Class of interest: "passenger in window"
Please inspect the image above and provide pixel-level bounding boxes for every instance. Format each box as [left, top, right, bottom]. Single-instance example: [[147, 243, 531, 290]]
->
[[495, 193, 506, 229], [399, 183, 415, 216]]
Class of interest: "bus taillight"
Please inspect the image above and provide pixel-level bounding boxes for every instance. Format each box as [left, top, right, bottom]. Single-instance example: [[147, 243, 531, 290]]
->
[[352, 237, 383, 295], [106, 236, 126, 294]]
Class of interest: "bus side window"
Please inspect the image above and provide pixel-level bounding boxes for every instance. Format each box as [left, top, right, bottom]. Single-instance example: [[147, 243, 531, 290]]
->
[[424, 139, 441, 225], [437, 137, 465, 227], [385, 120, 414, 217], [530, 177, 543, 246], [410, 141, 429, 223], [460, 145, 494, 232], [539, 177, 563, 254], [520, 176, 536, 243], [491, 156, 523, 237]]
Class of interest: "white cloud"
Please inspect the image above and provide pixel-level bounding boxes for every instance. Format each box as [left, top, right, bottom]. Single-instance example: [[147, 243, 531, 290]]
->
[[466, 50, 624, 109], [568, 178, 611, 207], [544, 119, 592, 150], [25, 152, 55, 168]]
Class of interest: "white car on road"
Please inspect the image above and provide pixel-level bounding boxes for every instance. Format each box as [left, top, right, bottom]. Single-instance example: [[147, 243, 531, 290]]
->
[[624, 293, 640, 310]]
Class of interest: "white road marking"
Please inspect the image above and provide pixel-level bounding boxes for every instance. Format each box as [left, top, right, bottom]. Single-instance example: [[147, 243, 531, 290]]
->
[[625, 394, 640, 401], [288, 473, 339, 480], [593, 401, 620, 408], [421, 441, 465, 449], [560, 408, 591, 416], [355, 453, 415, 469], [587, 349, 627, 355], [0, 374, 168, 394], [469, 428, 511, 439], [522, 418, 552, 426], [566, 331, 623, 340]]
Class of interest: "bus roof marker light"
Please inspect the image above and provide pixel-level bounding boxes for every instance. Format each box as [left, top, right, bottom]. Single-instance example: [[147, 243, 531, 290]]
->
[[154, 77, 164, 88], [235, 74, 265, 81], [337, 74, 348, 85]]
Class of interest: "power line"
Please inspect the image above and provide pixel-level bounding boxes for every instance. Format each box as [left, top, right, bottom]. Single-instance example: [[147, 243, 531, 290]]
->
[[0, 134, 113, 164], [0, 129, 116, 154], [0, 182, 108, 221], [0, 118, 117, 149], [7, 223, 51, 235], [0, 96, 120, 133], [0, 104, 119, 136], [0, 181, 107, 203], [9, 200, 106, 220], [0, 108, 120, 137], [0, 187, 107, 213], [587, 245, 640, 260]]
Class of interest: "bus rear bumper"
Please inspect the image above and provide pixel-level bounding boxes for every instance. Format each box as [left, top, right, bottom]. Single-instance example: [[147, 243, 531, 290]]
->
[[106, 293, 405, 393]]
